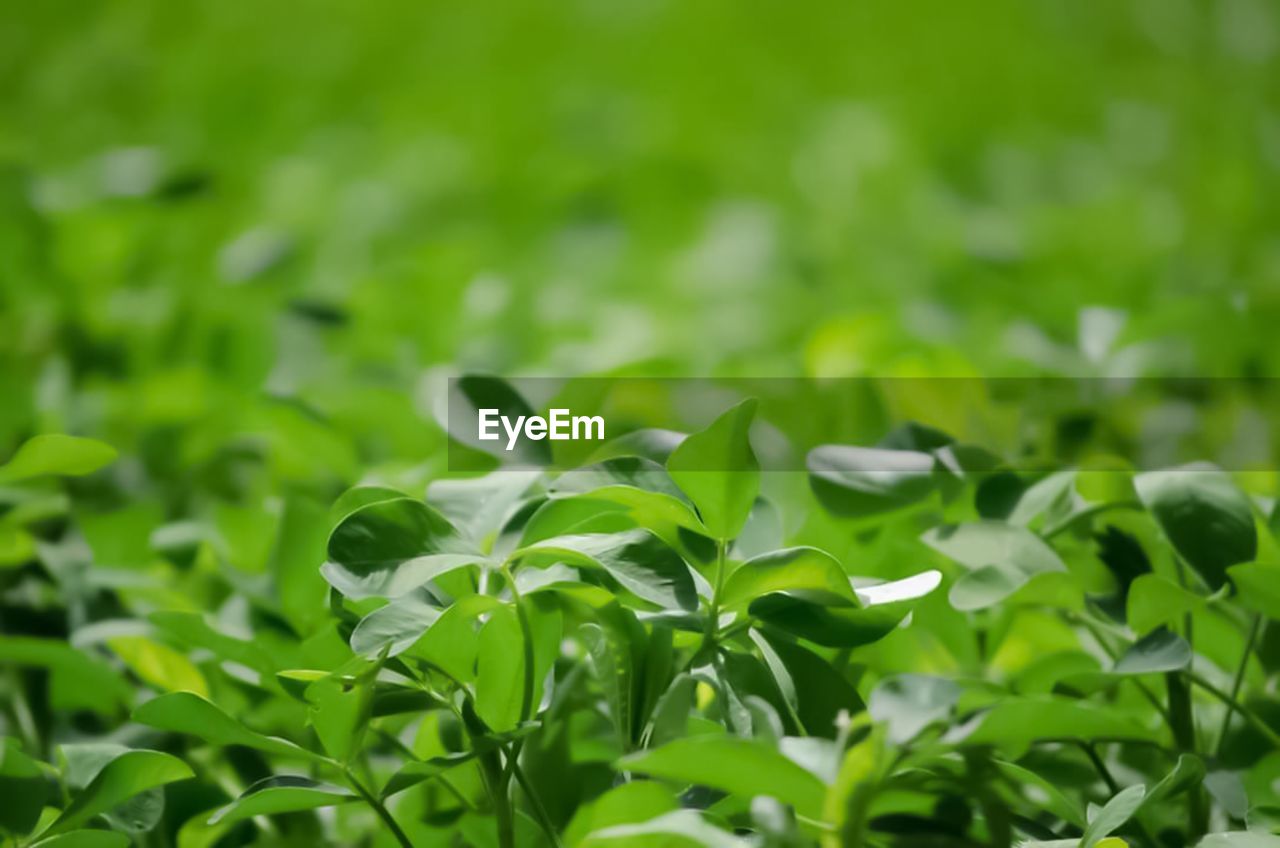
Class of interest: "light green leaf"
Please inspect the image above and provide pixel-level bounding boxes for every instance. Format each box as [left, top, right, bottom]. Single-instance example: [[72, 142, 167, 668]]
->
[[1139, 754, 1204, 812], [133, 692, 323, 763], [1135, 464, 1256, 590], [994, 760, 1085, 827], [44, 751, 192, 836], [148, 611, 273, 676], [322, 497, 480, 600], [564, 781, 679, 847], [207, 776, 355, 826], [0, 637, 132, 716], [31, 833, 131, 848], [922, 521, 1067, 611], [868, 674, 960, 744], [807, 445, 938, 518], [1194, 833, 1280, 847], [1112, 629, 1191, 675], [0, 435, 117, 482], [955, 697, 1158, 753], [107, 636, 209, 697], [350, 586, 443, 657], [720, 547, 858, 610], [582, 809, 746, 847], [1127, 574, 1206, 635], [1227, 562, 1280, 621], [666, 399, 759, 540], [618, 735, 826, 819], [406, 594, 504, 683], [476, 604, 525, 732], [518, 530, 696, 611], [1080, 784, 1145, 848]]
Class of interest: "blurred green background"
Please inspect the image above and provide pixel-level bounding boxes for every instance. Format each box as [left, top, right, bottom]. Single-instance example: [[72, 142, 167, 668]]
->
[[3, 0, 1279, 478]]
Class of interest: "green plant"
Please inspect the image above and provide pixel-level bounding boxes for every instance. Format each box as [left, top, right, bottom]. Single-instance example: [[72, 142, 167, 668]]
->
[[5, 384, 1280, 847]]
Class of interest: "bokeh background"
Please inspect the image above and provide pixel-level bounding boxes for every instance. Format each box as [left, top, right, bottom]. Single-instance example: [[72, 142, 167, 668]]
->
[[3, 0, 1280, 479]]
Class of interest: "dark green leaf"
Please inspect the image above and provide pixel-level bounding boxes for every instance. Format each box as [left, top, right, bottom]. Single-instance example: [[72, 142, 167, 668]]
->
[[1135, 464, 1257, 590]]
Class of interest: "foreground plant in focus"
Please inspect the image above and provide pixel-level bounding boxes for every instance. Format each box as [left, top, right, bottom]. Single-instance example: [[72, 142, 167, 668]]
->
[[3, 392, 1280, 847]]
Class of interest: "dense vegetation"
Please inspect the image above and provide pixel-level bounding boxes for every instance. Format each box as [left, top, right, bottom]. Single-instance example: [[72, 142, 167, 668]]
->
[[4, 0, 1280, 846]]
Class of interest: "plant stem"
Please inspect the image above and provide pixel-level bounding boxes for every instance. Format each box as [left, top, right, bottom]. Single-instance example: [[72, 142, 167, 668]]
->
[[705, 538, 728, 646], [1165, 558, 1207, 839], [343, 767, 414, 848], [1079, 742, 1120, 794], [513, 762, 563, 848], [1188, 670, 1280, 749], [1215, 613, 1263, 756]]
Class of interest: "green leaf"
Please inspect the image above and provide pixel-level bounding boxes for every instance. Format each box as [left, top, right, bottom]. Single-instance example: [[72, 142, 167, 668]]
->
[[1, 738, 49, 835], [1126, 574, 1206, 635], [30, 833, 131, 848], [271, 495, 332, 634], [618, 735, 827, 819], [582, 809, 745, 847], [1194, 834, 1280, 847], [322, 497, 481, 600], [807, 445, 938, 518], [754, 630, 866, 738], [405, 594, 504, 683], [0, 435, 117, 482], [553, 457, 691, 503], [382, 723, 537, 798], [207, 776, 355, 826], [1080, 784, 1145, 848], [955, 696, 1158, 752], [133, 692, 324, 763], [307, 674, 370, 763], [868, 674, 960, 744], [748, 571, 938, 649], [666, 399, 759, 540], [1134, 464, 1256, 590], [518, 530, 697, 611], [720, 547, 858, 610], [1140, 754, 1205, 812], [993, 760, 1085, 827], [148, 611, 273, 676], [43, 750, 192, 836], [564, 781, 679, 847], [1112, 629, 1191, 675], [0, 636, 133, 716], [476, 604, 525, 732], [922, 521, 1067, 611], [106, 636, 209, 697], [350, 586, 443, 657], [1227, 562, 1280, 620]]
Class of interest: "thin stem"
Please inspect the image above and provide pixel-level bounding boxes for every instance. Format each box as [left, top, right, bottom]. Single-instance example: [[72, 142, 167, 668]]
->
[[1215, 614, 1263, 756], [705, 538, 728, 645], [343, 767, 414, 848], [1170, 556, 1207, 840], [1188, 670, 1280, 749], [1071, 613, 1172, 725], [513, 762, 564, 848], [1079, 742, 1120, 794]]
